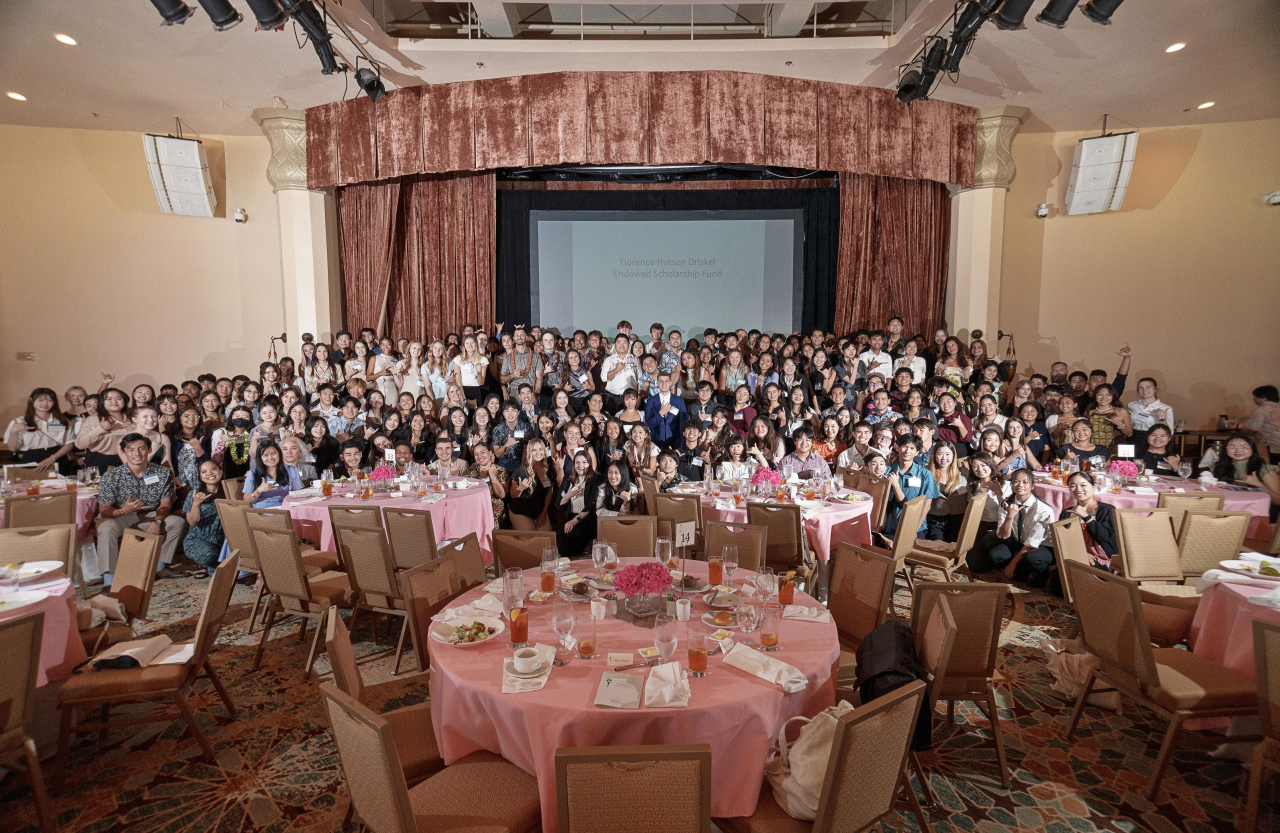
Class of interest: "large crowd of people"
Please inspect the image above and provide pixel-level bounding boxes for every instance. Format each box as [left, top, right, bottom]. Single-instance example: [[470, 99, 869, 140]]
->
[[5, 319, 1279, 588]]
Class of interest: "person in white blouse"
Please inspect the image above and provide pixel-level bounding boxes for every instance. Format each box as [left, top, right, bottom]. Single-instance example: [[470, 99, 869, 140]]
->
[[893, 339, 927, 385], [600, 334, 640, 403], [596, 462, 638, 517], [969, 468, 1055, 584], [1126, 377, 1174, 447], [717, 434, 757, 481], [450, 334, 489, 404], [5, 387, 75, 474]]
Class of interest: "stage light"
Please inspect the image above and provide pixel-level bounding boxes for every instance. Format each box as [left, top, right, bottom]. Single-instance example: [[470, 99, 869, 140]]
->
[[279, 0, 347, 74], [943, 35, 970, 73], [54, 33, 78, 45], [355, 67, 386, 102], [245, 0, 287, 29], [149, 0, 195, 25], [993, 0, 1036, 30], [195, 0, 243, 30], [1081, 0, 1125, 24], [1165, 42, 1185, 53], [896, 69, 922, 103], [914, 39, 948, 100], [1037, 0, 1077, 28]]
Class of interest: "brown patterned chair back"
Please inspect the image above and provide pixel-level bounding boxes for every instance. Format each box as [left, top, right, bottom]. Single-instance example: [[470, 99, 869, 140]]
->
[[913, 592, 957, 711], [702, 522, 767, 574], [493, 529, 557, 572], [251, 527, 313, 611], [654, 494, 704, 551], [598, 516, 658, 561], [398, 555, 461, 673], [215, 499, 260, 571], [638, 474, 659, 516], [1253, 618, 1280, 741], [0, 610, 44, 737], [4, 491, 76, 528], [318, 683, 416, 833], [437, 533, 486, 593], [1175, 510, 1252, 576], [745, 502, 805, 572], [111, 529, 162, 621], [1114, 509, 1182, 583], [1050, 518, 1092, 605], [912, 583, 1006, 692], [382, 507, 438, 571], [192, 553, 241, 668], [555, 745, 711, 833], [828, 544, 895, 650], [1065, 561, 1160, 693], [325, 607, 365, 703], [0, 524, 76, 573], [1156, 492, 1225, 537]]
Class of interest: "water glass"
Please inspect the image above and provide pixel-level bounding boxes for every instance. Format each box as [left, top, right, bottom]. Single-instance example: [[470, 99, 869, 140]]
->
[[503, 566, 525, 604], [759, 604, 781, 652], [687, 625, 710, 677], [576, 611, 598, 659], [552, 599, 576, 653], [601, 541, 618, 571], [755, 567, 777, 601], [654, 614, 677, 663], [1179, 462, 1193, 480], [738, 600, 760, 648], [655, 537, 673, 569], [722, 546, 739, 580], [591, 540, 605, 573]]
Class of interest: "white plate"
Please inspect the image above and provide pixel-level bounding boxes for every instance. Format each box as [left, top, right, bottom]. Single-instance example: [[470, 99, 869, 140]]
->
[[1240, 552, 1280, 565], [1219, 560, 1280, 581], [503, 657, 550, 679], [16, 561, 63, 582], [702, 611, 739, 628], [702, 590, 741, 609], [0, 590, 49, 612], [430, 616, 507, 646], [589, 576, 615, 591], [560, 586, 599, 602]]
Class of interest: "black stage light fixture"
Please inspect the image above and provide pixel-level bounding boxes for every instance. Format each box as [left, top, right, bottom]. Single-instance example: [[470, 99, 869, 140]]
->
[[994, 0, 1037, 29], [951, 0, 1001, 43], [896, 69, 922, 103], [312, 39, 344, 74], [1037, 0, 1078, 28], [1081, 0, 1125, 24], [245, 0, 287, 29], [150, 0, 196, 25], [943, 34, 970, 73], [914, 38, 948, 100], [355, 67, 386, 101], [279, 0, 347, 74], [195, 0, 243, 30]]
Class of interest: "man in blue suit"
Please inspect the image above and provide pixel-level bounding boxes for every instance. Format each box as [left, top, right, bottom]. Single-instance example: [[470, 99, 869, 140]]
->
[[644, 370, 686, 450]]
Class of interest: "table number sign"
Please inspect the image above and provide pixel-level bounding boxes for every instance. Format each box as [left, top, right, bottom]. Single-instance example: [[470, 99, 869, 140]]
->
[[675, 522, 696, 550]]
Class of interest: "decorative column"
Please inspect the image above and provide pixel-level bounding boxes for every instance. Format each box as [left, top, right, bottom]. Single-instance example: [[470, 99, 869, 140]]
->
[[945, 104, 1027, 340], [252, 107, 343, 349]]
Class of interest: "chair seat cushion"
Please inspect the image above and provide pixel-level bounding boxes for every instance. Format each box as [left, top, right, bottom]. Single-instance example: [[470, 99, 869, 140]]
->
[[1150, 647, 1258, 712], [838, 650, 858, 682], [384, 702, 443, 784], [1141, 603, 1194, 647], [714, 782, 813, 833], [1140, 584, 1200, 600], [58, 661, 189, 704], [301, 550, 340, 572], [309, 573, 353, 606], [408, 750, 541, 833], [79, 622, 133, 655]]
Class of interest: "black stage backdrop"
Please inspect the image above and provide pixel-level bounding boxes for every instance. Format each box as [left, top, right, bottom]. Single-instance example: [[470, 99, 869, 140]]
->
[[496, 185, 841, 333]]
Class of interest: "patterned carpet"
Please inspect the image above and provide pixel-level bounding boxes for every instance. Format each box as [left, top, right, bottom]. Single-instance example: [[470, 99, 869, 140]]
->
[[2, 568, 1275, 833]]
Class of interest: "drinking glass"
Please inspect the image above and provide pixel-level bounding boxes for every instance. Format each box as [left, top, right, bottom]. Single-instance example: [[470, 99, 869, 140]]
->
[[503, 566, 525, 603], [687, 625, 710, 677], [759, 604, 781, 652], [552, 599, 576, 654], [507, 606, 528, 648], [707, 554, 724, 586], [541, 547, 559, 593], [654, 614, 677, 663], [591, 540, 605, 574], [602, 542, 618, 571], [576, 611, 598, 659], [737, 600, 760, 648], [1179, 462, 1193, 481], [86, 466, 100, 484], [655, 537, 673, 569], [0, 566, 18, 595], [754, 567, 777, 602], [722, 546, 739, 581]]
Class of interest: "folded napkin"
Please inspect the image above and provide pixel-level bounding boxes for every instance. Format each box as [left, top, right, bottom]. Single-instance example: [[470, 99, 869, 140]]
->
[[485, 576, 507, 594], [723, 642, 808, 693], [433, 593, 503, 622], [794, 499, 825, 519], [644, 661, 691, 708], [289, 496, 327, 506], [419, 493, 447, 504], [502, 643, 556, 694], [783, 604, 830, 624], [714, 499, 735, 511], [1127, 486, 1158, 496], [1194, 569, 1280, 593], [1240, 552, 1280, 564]]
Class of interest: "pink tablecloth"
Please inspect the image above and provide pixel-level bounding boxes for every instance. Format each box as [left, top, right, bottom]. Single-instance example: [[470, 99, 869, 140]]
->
[[1189, 582, 1280, 677], [1033, 478, 1271, 537], [700, 490, 874, 562], [0, 488, 100, 542], [0, 575, 87, 686], [428, 558, 839, 832], [281, 486, 496, 563]]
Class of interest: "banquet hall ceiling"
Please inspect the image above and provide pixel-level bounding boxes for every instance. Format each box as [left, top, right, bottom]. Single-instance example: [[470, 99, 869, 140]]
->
[[0, 0, 1276, 137]]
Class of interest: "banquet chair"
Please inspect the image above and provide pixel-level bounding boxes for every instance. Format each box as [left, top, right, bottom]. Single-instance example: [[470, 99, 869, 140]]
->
[[1051, 518, 1193, 648], [1063, 561, 1260, 800], [383, 507, 439, 571], [846, 470, 891, 533], [1174, 510, 1252, 577], [911, 583, 1010, 789], [904, 591, 957, 805], [745, 502, 816, 593], [4, 491, 76, 529], [0, 523, 77, 574], [0, 611, 54, 833], [1156, 492, 1225, 536], [80, 528, 161, 655], [56, 555, 242, 792], [859, 496, 932, 614], [437, 533, 487, 593], [3, 466, 44, 483], [398, 554, 462, 675], [1113, 508, 1201, 607], [319, 683, 541, 833], [828, 544, 896, 687], [216, 499, 268, 632], [556, 744, 711, 833], [493, 529, 557, 572], [702, 521, 767, 574], [241, 504, 342, 633], [638, 474, 659, 516], [903, 493, 986, 583], [331, 510, 412, 675], [325, 608, 443, 786], [655, 493, 705, 554], [598, 516, 658, 561], [250, 526, 353, 676], [1244, 618, 1280, 833], [716, 680, 929, 833], [1243, 520, 1280, 556], [222, 476, 246, 503]]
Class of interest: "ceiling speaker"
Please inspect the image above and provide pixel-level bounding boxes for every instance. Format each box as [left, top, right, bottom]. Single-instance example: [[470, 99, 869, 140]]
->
[[1064, 131, 1138, 215], [142, 134, 217, 217]]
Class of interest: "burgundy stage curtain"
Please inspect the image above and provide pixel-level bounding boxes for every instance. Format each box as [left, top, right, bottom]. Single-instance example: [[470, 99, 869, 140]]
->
[[337, 172, 495, 340], [833, 174, 951, 339]]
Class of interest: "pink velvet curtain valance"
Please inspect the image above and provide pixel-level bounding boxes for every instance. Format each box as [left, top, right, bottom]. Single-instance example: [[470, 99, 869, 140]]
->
[[306, 71, 975, 190]]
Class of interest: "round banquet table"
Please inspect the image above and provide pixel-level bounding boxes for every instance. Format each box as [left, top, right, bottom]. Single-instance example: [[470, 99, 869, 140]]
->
[[1032, 475, 1271, 537], [281, 480, 496, 563], [428, 558, 840, 832], [1185, 580, 1280, 732], [0, 573, 87, 686], [693, 487, 874, 562], [0, 486, 100, 543]]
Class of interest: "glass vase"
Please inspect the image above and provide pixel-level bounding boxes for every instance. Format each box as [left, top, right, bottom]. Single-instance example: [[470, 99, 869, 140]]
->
[[625, 592, 660, 618]]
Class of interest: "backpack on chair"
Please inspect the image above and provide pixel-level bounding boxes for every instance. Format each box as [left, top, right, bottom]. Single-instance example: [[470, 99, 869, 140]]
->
[[855, 619, 934, 751]]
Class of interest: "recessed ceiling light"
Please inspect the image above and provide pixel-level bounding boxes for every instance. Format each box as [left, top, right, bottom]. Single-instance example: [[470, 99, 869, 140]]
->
[[54, 33, 77, 45], [1165, 42, 1185, 53], [6, 92, 27, 101], [1197, 101, 1215, 109]]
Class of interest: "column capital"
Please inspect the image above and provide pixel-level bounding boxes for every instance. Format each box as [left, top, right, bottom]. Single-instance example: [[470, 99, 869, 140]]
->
[[969, 105, 1029, 191], [252, 107, 309, 192]]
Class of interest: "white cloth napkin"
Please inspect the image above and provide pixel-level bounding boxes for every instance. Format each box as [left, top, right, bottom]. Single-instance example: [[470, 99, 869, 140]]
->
[[714, 499, 735, 511], [723, 642, 809, 692], [502, 643, 556, 694], [644, 661, 691, 707], [1194, 569, 1280, 594], [1127, 486, 1158, 496], [485, 576, 507, 594], [783, 604, 830, 623], [290, 496, 327, 506], [433, 593, 504, 622], [794, 499, 825, 519], [419, 493, 447, 504]]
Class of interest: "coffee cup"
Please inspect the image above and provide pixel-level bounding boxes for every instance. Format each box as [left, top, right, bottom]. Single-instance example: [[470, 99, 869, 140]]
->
[[590, 597, 607, 620], [512, 646, 541, 673], [675, 598, 691, 622]]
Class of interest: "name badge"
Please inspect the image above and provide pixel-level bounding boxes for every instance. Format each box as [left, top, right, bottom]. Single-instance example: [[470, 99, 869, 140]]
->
[[514, 430, 526, 439], [735, 412, 744, 420], [907, 477, 922, 488], [692, 458, 704, 467], [143, 475, 161, 485], [578, 371, 588, 381], [701, 413, 712, 422]]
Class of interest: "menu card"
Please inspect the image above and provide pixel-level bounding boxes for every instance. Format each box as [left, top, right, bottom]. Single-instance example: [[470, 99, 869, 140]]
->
[[593, 673, 643, 709]]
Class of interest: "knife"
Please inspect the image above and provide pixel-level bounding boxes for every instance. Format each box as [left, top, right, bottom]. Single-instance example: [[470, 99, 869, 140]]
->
[[707, 588, 720, 606], [613, 658, 659, 671]]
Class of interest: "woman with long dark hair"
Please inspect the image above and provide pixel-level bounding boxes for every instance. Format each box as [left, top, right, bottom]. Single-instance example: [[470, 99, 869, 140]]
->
[[305, 415, 341, 475], [558, 451, 600, 556], [596, 461, 637, 517], [5, 387, 73, 474], [1212, 434, 1280, 515], [182, 459, 228, 579], [75, 387, 132, 473], [172, 405, 209, 489], [244, 439, 303, 508]]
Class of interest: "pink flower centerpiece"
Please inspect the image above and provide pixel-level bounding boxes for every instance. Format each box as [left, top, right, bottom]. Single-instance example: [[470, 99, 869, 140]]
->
[[369, 465, 397, 481], [752, 467, 782, 488], [614, 561, 673, 617], [1106, 460, 1138, 479]]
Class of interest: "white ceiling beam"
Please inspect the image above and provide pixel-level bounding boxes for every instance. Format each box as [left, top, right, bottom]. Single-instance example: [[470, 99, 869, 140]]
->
[[770, 2, 814, 36], [471, 0, 522, 37]]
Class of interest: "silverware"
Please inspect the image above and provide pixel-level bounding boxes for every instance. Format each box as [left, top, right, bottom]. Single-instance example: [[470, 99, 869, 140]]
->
[[613, 658, 659, 671], [552, 656, 567, 667], [707, 588, 720, 606]]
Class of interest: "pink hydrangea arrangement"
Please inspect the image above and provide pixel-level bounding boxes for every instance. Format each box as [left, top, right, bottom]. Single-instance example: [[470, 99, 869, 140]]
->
[[369, 465, 397, 481], [1106, 460, 1139, 478], [613, 562, 673, 597], [752, 467, 782, 488]]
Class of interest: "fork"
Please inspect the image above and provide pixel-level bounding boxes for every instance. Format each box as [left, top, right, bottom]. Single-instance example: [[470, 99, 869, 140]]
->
[[613, 658, 660, 671]]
